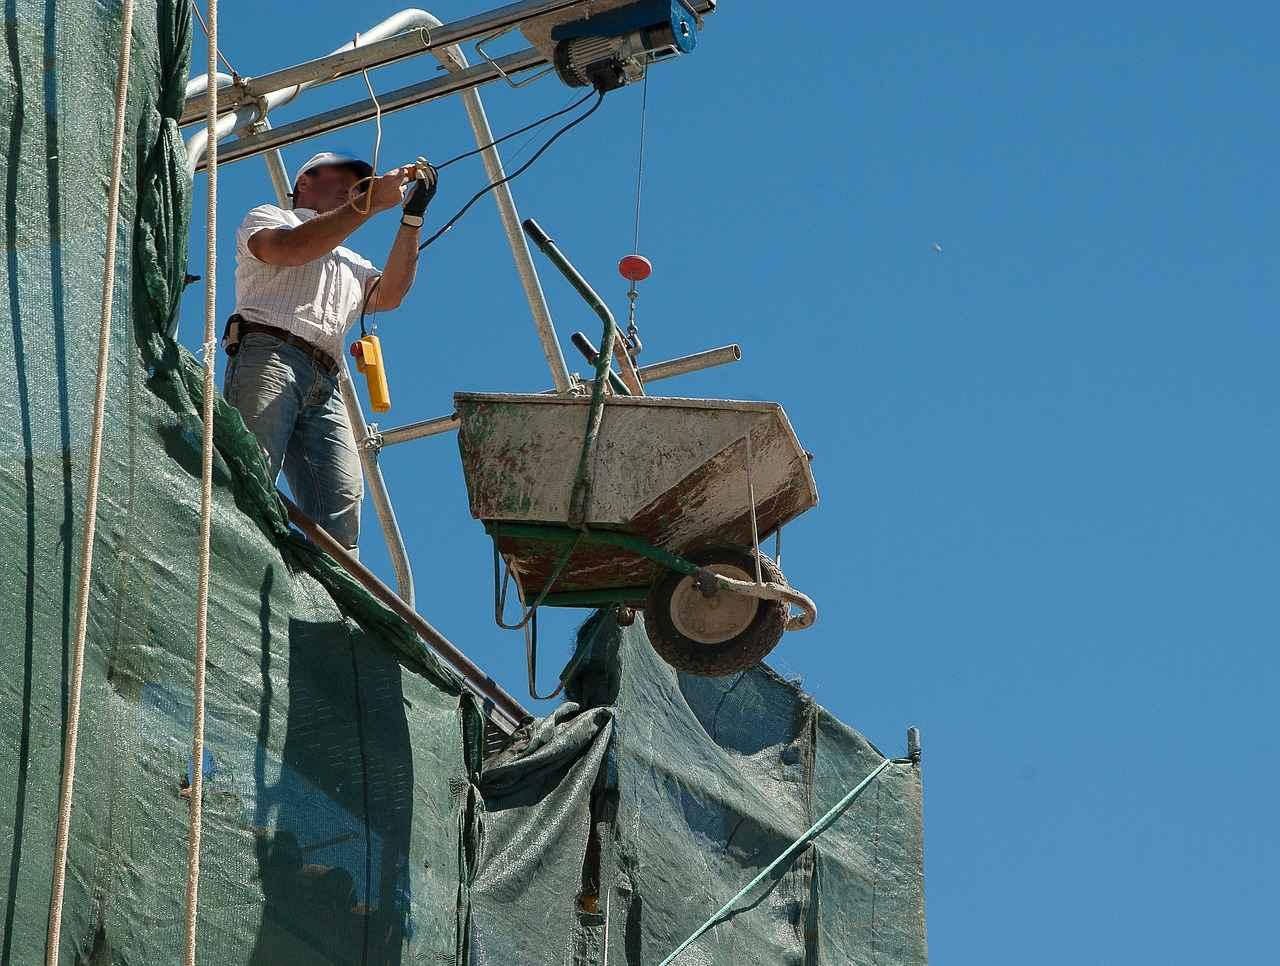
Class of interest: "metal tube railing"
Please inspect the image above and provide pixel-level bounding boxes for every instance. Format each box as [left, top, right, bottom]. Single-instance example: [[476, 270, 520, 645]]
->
[[191, 48, 547, 170], [638, 343, 741, 382], [376, 343, 745, 448], [181, 0, 589, 124], [339, 364, 417, 607], [281, 492, 530, 732], [454, 69, 572, 392], [181, 0, 717, 126], [379, 413, 461, 447]]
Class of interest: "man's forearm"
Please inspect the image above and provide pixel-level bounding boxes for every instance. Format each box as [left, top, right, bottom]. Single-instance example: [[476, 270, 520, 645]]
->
[[281, 203, 373, 264], [373, 224, 420, 310], [252, 202, 371, 266]]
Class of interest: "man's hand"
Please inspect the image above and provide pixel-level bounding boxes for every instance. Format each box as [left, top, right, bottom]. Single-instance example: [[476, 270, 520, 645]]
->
[[400, 164, 438, 229], [357, 166, 415, 215]]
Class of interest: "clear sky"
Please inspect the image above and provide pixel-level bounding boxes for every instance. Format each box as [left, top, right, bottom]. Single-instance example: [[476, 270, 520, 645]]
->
[[181, 3, 1278, 962]]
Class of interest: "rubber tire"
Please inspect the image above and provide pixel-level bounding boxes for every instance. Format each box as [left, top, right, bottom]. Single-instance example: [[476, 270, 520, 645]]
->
[[643, 546, 787, 677]]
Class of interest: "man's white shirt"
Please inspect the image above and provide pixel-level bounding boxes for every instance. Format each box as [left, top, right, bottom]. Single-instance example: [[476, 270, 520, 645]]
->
[[234, 205, 381, 358]]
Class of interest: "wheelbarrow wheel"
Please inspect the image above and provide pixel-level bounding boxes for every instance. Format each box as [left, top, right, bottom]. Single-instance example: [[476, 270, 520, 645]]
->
[[643, 546, 787, 677]]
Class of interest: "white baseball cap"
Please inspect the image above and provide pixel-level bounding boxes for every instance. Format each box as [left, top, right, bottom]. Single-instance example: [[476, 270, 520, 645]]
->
[[292, 151, 374, 190]]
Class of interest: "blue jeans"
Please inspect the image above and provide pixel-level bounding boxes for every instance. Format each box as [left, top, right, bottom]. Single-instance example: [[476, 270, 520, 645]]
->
[[224, 333, 363, 550]]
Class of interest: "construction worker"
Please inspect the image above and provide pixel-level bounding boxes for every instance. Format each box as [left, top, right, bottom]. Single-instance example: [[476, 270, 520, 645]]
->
[[223, 151, 437, 554]]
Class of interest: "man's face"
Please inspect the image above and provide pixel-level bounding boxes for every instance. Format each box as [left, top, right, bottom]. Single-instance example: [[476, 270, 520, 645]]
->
[[295, 164, 362, 213]]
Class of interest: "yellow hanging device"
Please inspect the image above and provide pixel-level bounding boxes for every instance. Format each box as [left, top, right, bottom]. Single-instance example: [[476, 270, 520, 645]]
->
[[350, 334, 391, 413]]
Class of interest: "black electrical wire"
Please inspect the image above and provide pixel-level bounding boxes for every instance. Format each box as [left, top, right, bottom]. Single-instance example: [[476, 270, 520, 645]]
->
[[433, 90, 597, 171], [418, 90, 604, 252], [360, 89, 606, 335]]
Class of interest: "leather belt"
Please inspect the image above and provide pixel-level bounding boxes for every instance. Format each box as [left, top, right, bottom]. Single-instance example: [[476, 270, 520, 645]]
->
[[231, 320, 340, 376]]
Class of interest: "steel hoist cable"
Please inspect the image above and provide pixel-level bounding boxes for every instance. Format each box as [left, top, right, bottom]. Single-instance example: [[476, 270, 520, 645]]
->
[[631, 72, 649, 256], [192, 1, 237, 79], [45, 0, 138, 960], [622, 75, 651, 357]]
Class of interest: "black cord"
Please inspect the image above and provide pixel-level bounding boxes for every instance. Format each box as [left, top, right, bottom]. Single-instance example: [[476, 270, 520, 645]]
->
[[433, 90, 596, 171], [360, 90, 606, 335], [418, 90, 605, 252]]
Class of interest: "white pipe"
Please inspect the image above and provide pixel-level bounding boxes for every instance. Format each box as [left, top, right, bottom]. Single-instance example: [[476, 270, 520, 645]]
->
[[339, 364, 417, 607], [453, 67, 572, 392], [185, 10, 441, 169], [185, 71, 234, 100], [638, 344, 742, 383], [380, 413, 461, 446], [257, 123, 293, 207], [185, 104, 259, 175]]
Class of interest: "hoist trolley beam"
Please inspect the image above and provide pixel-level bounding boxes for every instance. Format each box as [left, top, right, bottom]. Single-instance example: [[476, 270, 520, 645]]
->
[[181, 0, 717, 130], [181, 0, 590, 126], [191, 48, 546, 171]]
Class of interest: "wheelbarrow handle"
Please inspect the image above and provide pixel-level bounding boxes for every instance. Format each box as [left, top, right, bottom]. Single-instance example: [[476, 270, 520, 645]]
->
[[706, 572, 819, 632], [571, 332, 631, 396], [522, 219, 635, 397]]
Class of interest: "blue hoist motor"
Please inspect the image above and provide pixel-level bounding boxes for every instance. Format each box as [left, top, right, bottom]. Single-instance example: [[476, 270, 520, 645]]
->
[[551, 0, 702, 91]]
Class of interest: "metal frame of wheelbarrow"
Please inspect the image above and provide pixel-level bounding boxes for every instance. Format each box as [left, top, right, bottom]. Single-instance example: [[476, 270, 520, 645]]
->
[[487, 520, 818, 631], [501, 219, 817, 699]]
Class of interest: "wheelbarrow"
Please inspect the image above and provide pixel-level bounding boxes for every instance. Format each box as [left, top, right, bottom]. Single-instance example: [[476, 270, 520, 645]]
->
[[455, 220, 819, 685]]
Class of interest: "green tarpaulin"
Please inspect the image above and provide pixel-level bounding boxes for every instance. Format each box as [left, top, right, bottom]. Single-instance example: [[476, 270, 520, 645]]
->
[[0, 1, 926, 962]]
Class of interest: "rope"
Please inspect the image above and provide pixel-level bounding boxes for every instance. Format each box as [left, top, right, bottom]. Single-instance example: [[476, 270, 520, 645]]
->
[[656, 757, 897, 966], [43, 0, 137, 960], [350, 34, 383, 217], [192, 1, 237, 79], [568, 278, 616, 528], [183, 0, 220, 959]]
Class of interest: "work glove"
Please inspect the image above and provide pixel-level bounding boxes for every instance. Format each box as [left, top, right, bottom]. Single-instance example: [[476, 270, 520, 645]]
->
[[401, 164, 438, 228]]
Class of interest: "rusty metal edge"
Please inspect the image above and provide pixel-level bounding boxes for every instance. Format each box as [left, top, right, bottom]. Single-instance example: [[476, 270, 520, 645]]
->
[[281, 493, 531, 733], [453, 390, 784, 414], [454, 391, 821, 519]]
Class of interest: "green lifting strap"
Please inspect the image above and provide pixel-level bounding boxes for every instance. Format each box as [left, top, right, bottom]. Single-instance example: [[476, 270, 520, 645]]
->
[[657, 756, 899, 966]]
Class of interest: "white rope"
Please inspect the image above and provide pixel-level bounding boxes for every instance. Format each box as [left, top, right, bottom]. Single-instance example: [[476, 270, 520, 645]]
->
[[183, 0, 219, 959], [44, 0, 137, 961], [351, 34, 384, 217]]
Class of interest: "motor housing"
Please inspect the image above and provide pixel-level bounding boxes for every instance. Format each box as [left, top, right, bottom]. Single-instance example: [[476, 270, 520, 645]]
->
[[551, 0, 699, 91]]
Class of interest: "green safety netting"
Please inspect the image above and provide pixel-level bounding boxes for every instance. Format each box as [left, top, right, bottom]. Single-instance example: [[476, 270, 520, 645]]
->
[[0, 1, 926, 963]]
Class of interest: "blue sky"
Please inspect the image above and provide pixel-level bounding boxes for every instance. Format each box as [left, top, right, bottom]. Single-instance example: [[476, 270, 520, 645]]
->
[[181, 3, 1278, 962]]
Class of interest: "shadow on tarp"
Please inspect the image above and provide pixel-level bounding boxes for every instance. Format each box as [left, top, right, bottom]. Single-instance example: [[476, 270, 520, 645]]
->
[[247, 617, 413, 965]]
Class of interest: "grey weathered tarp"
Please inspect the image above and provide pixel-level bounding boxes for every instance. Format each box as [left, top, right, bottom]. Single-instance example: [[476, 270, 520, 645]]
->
[[471, 612, 927, 964], [0, 0, 926, 962]]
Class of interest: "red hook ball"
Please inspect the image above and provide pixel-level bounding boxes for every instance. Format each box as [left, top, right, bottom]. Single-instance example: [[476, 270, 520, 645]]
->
[[618, 254, 652, 283]]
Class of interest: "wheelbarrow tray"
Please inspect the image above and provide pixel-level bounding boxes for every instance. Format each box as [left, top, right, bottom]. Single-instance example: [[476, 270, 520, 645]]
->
[[455, 392, 818, 600]]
